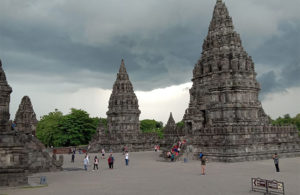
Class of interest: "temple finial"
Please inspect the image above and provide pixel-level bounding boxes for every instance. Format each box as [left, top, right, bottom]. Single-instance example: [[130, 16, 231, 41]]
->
[[119, 59, 127, 73]]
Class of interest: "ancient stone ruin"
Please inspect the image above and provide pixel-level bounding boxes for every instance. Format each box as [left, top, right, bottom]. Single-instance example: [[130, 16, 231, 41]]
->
[[164, 113, 176, 135], [0, 60, 28, 186], [0, 60, 63, 186], [179, 0, 300, 162], [89, 60, 159, 152], [14, 96, 38, 135], [14, 96, 63, 173], [106, 59, 141, 135]]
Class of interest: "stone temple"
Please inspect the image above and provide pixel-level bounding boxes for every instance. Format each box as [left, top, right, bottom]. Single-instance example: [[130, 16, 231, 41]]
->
[[0, 60, 28, 186], [14, 96, 63, 173], [89, 60, 159, 152], [178, 0, 300, 162], [0, 60, 62, 186], [106, 59, 141, 135], [14, 96, 38, 135]]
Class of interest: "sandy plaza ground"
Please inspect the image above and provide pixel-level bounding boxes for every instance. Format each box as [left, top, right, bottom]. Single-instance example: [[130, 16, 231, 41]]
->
[[1, 151, 299, 195]]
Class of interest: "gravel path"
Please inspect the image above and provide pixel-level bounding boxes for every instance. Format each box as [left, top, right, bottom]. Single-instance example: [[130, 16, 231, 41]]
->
[[1, 152, 299, 195]]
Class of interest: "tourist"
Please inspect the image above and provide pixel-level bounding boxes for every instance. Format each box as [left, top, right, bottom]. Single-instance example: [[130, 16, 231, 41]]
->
[[154, 145, 157, 152], [272, 153, 280, 172], [108, 154, 114, 169], [84, 155, 89, 171], [125, 152, 129, 166], [101, 148, 105, 159], [201, 155, 207, 175], [93, 156, 99, 171], [171, 152, 175, 162], [71, 151, 75, 163], [166, 151, 171, 158], [199, 152, 203, 159]]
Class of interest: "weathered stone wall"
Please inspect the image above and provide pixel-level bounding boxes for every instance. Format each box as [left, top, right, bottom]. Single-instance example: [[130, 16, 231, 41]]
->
[[0, 131, 29, 186], [186, 125, 300, 162], [89, 132, 160, 153]]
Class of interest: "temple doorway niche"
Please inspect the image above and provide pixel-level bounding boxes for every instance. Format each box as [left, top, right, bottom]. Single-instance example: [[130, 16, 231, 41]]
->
[[186, 122, 192, 134], [201, 110, 207, 126]]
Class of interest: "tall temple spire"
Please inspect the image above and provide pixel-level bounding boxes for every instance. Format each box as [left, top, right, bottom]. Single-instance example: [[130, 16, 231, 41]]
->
[[184, 0, 268, 130], [0, 59, 9, 86], [209, 0, 232, 32], [107, 59, 141, 134], [119, 59, 127, 74], [0, 59, 12, 129], [166, 112, 175, 127]]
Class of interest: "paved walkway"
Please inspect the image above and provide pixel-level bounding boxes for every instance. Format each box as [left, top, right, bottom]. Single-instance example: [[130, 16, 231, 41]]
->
[[1, 152, 299, 195]]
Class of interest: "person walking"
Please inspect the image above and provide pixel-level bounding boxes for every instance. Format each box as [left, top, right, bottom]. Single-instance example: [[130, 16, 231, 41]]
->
[[84, 155, 89, 171], [272, 153, 280, 172], [108, 154, 114, 169], [125, 152, 129, 166], [171, 152, 175, 162], [93, 156, 99, 171], [201, 155, 207, 175], [71, 151, 75, 163], [101, 148, 105, 159]]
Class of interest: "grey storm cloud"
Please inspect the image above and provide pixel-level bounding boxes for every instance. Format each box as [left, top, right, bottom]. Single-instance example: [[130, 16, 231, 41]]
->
[[256, 20, 300, 98], [0, 0, 300, 94]]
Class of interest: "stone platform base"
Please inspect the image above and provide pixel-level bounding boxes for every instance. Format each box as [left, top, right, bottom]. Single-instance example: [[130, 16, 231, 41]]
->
[[89, 132, 161, 153], [0, 171, 28, 187]]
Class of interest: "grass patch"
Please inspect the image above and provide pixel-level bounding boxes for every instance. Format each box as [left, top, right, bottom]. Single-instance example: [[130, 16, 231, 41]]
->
[[21, 184, 48, 189]]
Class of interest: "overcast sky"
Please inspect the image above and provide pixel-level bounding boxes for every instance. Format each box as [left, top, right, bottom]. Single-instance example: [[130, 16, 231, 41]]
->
[[1, 0, 299, 124]]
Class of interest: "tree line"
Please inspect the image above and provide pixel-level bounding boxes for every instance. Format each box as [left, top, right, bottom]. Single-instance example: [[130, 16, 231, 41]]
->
[[36, 109, 300, 147], [36, 109, 165, 147]]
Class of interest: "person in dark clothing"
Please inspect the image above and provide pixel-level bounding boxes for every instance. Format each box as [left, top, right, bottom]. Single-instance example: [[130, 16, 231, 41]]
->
[[93, 156, 99, 170], [272, 153, 280, 172], [108, 154, 114, 169], [71, 152, 75, 163], [201, 155, 207, 175]]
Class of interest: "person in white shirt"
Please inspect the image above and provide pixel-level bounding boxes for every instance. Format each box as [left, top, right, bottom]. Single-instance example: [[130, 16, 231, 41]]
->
[[84, 155, 89, 171], [125, 152, 129, 166]]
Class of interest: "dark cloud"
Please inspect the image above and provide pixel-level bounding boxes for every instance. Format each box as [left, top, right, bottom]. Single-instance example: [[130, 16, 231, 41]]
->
[[0, 0, 299, 94], [256, 20, 300, 99]]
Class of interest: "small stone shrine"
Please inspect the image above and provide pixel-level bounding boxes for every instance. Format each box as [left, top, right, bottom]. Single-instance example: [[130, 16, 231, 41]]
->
[[89, 60, 159, 152], [180, 0, 300, 162], [0, 60, 28, 186], [14, 96, 63, 173], [164, 113, 176, 135], [14, 96, 38, 135]]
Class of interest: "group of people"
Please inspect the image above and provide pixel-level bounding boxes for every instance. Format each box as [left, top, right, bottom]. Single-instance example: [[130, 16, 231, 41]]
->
[[76, 146, 281, 175], [166, 140, 186, 162], [82, 148, 130, 171]]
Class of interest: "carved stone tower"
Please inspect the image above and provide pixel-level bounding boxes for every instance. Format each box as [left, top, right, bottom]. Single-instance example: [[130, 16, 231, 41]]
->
[[0, 59, 12, 130], [0, 60, 28, 186], [164, 112, 176, 134], [184, 0, 269, 133], [14, 96, 38, 135], [106, 59, 141, 135]]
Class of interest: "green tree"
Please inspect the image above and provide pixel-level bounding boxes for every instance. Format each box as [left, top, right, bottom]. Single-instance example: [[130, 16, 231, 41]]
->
[[36, 108, 100, 147], [140, 119, 164, 138], [36, 109, 63, 147]]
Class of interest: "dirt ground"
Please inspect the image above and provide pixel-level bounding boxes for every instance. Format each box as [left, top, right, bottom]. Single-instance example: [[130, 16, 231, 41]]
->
[[1, 151, 299, 195]]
